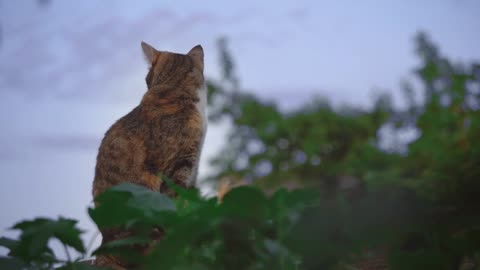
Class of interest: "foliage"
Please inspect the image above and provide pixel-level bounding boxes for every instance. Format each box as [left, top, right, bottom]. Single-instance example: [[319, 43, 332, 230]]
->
[[1, 182, 319, 269], [205, 31, 480, 268], [1, 32, 480, 269], [0, 218, 93, 269], [206, 33, 480, 198]]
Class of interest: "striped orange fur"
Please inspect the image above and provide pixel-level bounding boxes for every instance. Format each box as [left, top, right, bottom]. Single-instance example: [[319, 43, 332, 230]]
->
[[92, 41, 207, 269]]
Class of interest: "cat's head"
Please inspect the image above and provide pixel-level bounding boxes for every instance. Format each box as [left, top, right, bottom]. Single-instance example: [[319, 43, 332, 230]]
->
[[141, 41, 204, 89]]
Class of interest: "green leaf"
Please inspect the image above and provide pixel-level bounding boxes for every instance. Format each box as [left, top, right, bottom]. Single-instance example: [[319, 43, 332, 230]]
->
[[101, 236, 151, 249], [5, 217, 84, 264], [13, 217, 85, 254], [89, 183, 176, 228], [164, 178, 203, 203], [102, 183, 175, 213], [92, 236, 149, 266], [220, 186, 268, 219], [0, 237, 19, 251], [0, 257, 28, 270]]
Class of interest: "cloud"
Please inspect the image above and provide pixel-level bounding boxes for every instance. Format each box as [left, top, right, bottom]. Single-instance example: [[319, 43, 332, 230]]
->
[[33, 134, 101, 151], [230, 31, 277, 47], [286, 7, 309, 21], [0, 146, 24, 161], [0, 4, 257, 100]]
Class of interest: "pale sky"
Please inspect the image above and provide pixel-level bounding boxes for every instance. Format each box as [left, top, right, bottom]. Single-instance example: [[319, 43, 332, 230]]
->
[[1, 0, 479, 257]]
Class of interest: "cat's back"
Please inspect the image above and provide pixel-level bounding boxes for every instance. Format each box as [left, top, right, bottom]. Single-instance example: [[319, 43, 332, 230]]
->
[[93, 42, 206, 198], [93, 106, 150, 197], [91, 41, 206, 270]]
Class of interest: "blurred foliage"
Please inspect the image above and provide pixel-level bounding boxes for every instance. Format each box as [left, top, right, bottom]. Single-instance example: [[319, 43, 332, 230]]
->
[[1, 32, 480, 269], [204, 31, 480, 269], [206, 33, 480, 201]]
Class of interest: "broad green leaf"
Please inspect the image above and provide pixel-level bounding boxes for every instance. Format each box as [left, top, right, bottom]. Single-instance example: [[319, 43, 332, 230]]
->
[[8, 217, 85, 262], [89, 183, 175, 228]]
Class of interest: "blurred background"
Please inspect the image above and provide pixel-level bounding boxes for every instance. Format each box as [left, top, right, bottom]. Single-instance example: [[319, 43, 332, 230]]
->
[[1, 0, 479, 267]]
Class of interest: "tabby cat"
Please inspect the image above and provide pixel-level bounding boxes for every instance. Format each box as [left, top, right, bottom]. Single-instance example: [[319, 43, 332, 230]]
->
[[92, 41, 207, 269]]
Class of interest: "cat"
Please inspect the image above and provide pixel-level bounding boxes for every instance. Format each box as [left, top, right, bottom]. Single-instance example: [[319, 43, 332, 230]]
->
[[92, 41, 207, 269]]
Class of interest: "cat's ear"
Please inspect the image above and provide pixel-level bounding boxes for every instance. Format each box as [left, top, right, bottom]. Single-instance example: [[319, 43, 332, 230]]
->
[[187, 45, 204, 72], [141, 41, 157, 64]]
